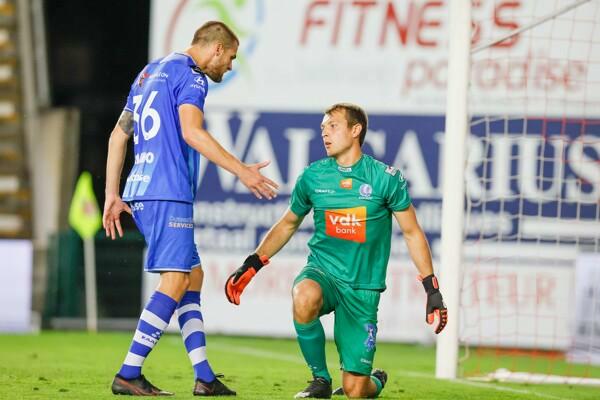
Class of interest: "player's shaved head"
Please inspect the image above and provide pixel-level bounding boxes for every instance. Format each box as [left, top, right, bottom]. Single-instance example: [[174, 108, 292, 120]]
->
[[191, 21, 239, 49], [325, 103, 368, 146]]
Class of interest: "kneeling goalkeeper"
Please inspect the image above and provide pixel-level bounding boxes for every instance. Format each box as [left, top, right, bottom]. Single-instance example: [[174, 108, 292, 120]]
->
[[225, 103, 447, 399]]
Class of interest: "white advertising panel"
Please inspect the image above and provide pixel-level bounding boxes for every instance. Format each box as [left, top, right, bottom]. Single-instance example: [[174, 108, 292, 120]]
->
[[0, 240, 33, 332], [568, 253, 600, 364], [460, 261, 574, 349]]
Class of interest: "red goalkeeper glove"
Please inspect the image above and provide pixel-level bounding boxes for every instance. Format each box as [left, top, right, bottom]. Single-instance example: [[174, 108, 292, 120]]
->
[[225, 253, 269, 305], [419, 274, 448, 334]]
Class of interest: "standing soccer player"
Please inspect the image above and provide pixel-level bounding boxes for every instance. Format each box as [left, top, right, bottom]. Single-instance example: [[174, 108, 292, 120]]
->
[[225, 103, 447, 398], [103, 21, 278, 396]]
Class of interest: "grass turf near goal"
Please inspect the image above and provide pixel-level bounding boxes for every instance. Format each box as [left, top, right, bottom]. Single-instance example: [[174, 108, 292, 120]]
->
[[1, 332, 600, 399]]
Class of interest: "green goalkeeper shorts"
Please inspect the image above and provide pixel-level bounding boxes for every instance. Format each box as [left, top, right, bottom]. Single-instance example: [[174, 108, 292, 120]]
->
[[294, 265, 381, 375]]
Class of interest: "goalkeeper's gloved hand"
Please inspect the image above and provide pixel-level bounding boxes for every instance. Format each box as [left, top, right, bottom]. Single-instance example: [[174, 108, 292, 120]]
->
[[419, 274, 448, 334], [225, 253, 269, 305]]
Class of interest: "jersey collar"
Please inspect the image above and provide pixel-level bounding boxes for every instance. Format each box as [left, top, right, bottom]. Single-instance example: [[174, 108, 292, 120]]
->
[[334, 154, 364, 173], [176, 52, 202, 69]]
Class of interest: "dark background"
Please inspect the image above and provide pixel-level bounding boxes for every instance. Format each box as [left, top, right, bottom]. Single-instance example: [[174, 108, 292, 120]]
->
[[46, 0, 150, 228], [43, 1, 151, 318]]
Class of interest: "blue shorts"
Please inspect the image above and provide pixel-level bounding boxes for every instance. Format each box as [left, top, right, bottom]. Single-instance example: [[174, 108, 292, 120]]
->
[[129, 200, 201, 273]]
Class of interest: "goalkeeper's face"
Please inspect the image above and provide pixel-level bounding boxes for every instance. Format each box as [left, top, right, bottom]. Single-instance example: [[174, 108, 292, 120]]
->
[[320, 110, 358, 158]]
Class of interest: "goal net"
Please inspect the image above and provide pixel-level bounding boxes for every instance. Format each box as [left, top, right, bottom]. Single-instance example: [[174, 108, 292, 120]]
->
[[458, 0, 600, 384]]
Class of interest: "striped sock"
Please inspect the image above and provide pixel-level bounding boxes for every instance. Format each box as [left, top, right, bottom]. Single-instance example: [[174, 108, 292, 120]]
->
[[177, 291, 215, 382], [118, 291, 177, 379]]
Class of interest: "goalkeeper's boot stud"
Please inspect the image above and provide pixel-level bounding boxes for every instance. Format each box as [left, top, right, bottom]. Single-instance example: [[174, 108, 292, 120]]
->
[[332, 369, 387, 396], [111, 374, 173, 396], [294, 376, 332, 398], [193, 374, 236, 396]]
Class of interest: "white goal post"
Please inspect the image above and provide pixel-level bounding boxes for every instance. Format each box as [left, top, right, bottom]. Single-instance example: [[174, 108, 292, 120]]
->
[[436, 0, 472, 380]]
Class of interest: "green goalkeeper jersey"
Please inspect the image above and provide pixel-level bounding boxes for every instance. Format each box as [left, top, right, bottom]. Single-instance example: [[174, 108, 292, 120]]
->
[[289, 154, 411, 290]]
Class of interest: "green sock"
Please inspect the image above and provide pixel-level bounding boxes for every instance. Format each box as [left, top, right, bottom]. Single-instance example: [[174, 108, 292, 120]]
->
[[370, 374, 383, 397], [294, 319, 331, 382]]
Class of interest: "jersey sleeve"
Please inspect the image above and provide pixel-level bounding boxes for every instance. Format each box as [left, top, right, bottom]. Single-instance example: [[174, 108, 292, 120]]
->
[[384, 166, 412, 211], [176, 68, 207, 111], [120, 80, 137, 137], [123, 69, 145, 113], [289, 170, 312, 217], [123, 90, 134, 113]]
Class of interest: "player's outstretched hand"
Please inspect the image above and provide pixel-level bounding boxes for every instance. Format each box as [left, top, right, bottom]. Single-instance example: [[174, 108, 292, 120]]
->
[[239, 161, 279, 200], [419, 274, 448, 334], [102, 194, 132, 240], [225, 253, 269, 305]]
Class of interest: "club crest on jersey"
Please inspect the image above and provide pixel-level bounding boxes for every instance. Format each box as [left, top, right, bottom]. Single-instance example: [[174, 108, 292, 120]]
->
[[325, 206, 366, 243], [340, 178, 352, 189], [359, 183, 372, 199]]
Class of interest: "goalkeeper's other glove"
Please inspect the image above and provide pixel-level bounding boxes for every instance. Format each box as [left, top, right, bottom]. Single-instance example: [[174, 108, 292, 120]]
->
[[225, 253, 269, 305], [419, 274, 448, 334]]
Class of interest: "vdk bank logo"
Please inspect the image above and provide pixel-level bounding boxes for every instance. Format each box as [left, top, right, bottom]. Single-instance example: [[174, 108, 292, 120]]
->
[[325, 207, 366, 243], [163, 0, 265, 90]]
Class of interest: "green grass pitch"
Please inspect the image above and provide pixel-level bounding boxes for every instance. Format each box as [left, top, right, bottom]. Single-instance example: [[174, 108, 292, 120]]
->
[[0, 332, 599, 399]]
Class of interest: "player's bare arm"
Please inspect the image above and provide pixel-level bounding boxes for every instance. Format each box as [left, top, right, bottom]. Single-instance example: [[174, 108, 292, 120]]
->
[[394, 205, 447, 333], [225, 209, 304, 305], [393, 205, 434, 278], [178, 104, 278, 199], [103, 112, 133, 240], [117, 109, 134, 136], [255, 209, 304, 258]]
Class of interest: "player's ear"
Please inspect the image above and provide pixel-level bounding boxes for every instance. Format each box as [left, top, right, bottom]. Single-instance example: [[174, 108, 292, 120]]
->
[[351, 123, 361, 140], [214, 42, 224, 57]]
